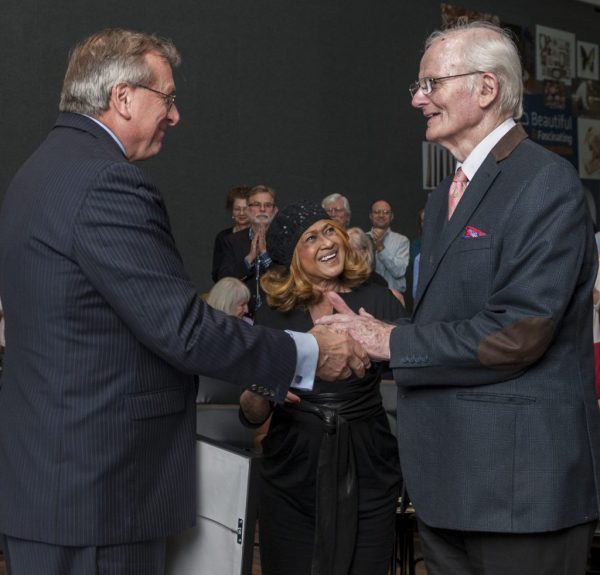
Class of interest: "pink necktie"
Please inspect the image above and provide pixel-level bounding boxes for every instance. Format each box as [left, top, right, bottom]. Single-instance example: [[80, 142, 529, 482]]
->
[[448, 167, 468, 220]]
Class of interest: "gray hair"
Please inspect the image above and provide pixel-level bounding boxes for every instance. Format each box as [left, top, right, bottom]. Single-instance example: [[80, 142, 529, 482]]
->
[[60, 28, 181, 116], [426, 20, 523, 120], [321, 193, 351, 215], [347, 227, 375, 267], [248, 185, 276, 202], [206, 277, 250, 316]]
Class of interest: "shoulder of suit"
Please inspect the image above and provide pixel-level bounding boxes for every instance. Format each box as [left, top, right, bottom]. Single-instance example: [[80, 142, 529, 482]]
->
[[54, 112, 127, 158]]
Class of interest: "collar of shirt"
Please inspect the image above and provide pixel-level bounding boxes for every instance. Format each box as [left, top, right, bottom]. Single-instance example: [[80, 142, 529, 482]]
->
[[82, 114, 127, 157], [457, 118, 516, 181]]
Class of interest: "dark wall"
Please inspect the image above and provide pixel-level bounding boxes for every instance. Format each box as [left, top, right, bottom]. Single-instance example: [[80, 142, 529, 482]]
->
[[1, 0, 599, 292]]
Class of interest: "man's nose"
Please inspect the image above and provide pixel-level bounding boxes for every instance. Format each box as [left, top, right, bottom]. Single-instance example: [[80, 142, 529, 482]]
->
[[167, 103, 180, 125]]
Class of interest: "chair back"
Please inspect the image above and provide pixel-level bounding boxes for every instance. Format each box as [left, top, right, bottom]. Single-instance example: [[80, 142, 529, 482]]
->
[[196, 375, 256, 450]]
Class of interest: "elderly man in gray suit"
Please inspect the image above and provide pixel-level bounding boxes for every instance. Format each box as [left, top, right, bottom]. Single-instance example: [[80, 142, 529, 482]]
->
[[0, 29, 369, 575], [319, 20, 600, 575]]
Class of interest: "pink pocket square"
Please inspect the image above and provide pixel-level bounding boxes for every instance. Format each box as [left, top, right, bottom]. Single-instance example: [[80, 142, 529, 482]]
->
[[463, 225, 488, 238]]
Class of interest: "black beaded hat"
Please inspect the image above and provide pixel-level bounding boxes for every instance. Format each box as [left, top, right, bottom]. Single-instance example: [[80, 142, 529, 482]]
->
[[267, 201, 330, 267]]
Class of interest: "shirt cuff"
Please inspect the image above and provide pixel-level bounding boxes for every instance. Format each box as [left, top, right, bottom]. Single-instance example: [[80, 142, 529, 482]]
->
[[285, 330, 318, 390], [258, 252, 272, 267]]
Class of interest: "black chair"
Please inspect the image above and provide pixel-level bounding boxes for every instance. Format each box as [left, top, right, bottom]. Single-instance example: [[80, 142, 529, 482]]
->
[[195, 375, 257, 451], [588, 521, 600, 574], [390, 486, 422, 575]]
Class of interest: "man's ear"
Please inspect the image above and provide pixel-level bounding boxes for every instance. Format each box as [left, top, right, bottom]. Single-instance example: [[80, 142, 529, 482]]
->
[[111, 83, 132, 119], [479, 72, 499, 110]]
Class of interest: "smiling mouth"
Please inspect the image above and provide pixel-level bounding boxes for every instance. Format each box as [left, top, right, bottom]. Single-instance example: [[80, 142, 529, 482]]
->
[[319, 252, 337, 263]]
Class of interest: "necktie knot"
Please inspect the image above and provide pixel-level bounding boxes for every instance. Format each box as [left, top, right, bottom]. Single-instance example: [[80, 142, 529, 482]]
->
[[448, 167, 469, 219]]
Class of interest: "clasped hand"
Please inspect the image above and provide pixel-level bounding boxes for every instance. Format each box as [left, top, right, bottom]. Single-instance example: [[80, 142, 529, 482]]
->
[[309, 324, 371, 381], [247, 224, 267, 263], [314, 292, 394, 362]]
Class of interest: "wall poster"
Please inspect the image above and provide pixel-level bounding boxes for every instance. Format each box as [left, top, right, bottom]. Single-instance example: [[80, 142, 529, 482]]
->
[[577, 40, 599, 80], [536, 25, 576, 83]]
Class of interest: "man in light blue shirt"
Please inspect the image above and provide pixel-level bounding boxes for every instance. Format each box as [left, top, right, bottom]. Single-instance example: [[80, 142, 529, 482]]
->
[[368, 200, 410, 292]]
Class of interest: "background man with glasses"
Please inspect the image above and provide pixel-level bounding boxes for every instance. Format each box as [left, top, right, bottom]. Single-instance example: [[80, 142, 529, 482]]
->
[[218, 184, 278, 315], [321, 192, 351, 229], [0, 29, 369, 575], [367, 199, 410, 294], [318, 20, 600, 575]]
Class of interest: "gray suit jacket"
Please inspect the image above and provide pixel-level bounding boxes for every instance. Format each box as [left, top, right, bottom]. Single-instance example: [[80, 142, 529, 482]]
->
[[390, 125, 600, 533], [0, 113, 297, 546]]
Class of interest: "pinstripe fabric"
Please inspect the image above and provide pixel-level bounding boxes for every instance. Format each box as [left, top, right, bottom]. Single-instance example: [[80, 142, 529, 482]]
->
[[0, 113, 297, 548], [389, 125, 600, 533], [3, 534, 166, 575]]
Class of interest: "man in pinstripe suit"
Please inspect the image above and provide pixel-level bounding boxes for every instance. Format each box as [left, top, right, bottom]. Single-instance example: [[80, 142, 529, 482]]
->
[[0, 29, 368, 575]]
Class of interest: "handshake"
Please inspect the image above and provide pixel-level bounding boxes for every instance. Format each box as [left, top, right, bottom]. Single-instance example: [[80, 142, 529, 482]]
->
[[310, 292, 396, 381]]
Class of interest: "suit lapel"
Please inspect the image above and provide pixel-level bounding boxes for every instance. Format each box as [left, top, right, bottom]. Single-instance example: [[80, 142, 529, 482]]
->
[[413, 124, 528, 313], [413, 164, 499, 312]]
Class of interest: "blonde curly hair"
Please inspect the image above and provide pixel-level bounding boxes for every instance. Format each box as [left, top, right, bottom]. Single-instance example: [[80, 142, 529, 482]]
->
[[260, 221, 371, 312]]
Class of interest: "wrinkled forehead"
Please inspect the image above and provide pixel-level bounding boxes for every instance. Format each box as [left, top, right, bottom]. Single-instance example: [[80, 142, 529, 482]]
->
[[372, 201, 391, 211], [327, 197, 346, 209], [248, 191, 274, 203], [421, 33, 465, 73]]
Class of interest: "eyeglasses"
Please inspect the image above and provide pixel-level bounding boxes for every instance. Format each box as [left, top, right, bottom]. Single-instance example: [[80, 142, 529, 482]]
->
[[247, 202, 275, 210], [326, 207, 346, 214], [136, 84, 177, 110], [371, 210, 392, 216], [409, 71, 484, 98]]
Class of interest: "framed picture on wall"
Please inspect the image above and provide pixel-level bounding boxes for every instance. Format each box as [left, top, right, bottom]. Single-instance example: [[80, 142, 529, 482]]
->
[[577, 41, 599, 80], [536, 25, 576, 83], [578, 117, 600, 180]]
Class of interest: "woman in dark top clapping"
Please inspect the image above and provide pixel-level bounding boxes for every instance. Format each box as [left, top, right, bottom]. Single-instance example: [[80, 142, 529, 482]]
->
[[211, 185, 251, 282]]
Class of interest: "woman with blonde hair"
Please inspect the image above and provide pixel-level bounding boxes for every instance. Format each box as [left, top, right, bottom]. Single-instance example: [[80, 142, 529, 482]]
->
[[240, 201, 404, 575], [347, 226, 405, 305], [206, 276, 251, 321]]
